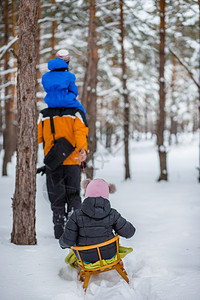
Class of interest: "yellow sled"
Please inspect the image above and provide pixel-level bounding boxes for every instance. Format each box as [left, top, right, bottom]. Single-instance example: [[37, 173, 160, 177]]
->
[[66, 234, 133, 291]]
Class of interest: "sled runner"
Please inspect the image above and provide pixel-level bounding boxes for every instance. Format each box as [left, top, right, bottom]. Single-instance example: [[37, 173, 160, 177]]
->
[[70, 234, 130, 291]]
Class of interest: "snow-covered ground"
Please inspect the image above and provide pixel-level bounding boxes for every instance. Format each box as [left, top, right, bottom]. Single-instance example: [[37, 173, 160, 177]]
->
[[1, 134, 200, 300]]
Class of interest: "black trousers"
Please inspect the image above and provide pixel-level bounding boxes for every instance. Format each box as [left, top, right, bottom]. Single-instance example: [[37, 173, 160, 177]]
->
[[46, 165, 81, 215]]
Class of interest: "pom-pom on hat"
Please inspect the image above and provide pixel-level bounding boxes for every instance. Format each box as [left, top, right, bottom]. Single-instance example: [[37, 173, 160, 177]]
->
[[82, 178, 116, 200], [55, 49, 70, 62]]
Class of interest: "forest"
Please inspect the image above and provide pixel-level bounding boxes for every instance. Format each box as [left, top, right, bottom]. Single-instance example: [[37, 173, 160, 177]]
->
[[0, 0, 199, 238], [0, 0, 199, 180], [0, 1, 200, 299]]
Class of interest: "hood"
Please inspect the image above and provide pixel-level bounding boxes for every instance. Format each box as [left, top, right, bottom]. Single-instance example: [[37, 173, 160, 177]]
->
[[48, 58, 69, 71], [81, 196, 111, 219]]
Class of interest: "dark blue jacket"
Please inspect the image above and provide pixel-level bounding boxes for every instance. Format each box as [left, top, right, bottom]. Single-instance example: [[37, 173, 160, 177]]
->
[[42, 58, 85, 115], [59, 196, 135, 263]]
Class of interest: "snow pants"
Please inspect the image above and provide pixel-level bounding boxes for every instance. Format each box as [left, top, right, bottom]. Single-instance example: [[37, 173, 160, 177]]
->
[[46, 165, 81, 217]]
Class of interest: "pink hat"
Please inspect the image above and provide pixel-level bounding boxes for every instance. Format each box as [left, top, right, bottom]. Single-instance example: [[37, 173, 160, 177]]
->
[[82, 178, 116, 199]]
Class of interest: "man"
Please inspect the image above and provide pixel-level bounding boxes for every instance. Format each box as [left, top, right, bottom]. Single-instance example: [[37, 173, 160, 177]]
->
[[38, 50, 88, 239]]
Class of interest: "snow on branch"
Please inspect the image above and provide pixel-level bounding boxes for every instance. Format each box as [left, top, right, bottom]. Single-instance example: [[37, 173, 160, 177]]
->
[[38, 17, 59, 24], [0, 36, 18, 60], [0, 81, 16, 90], [98, 84, 120, 97], [0, 67, 17, 76], [123, 2, 157, 30], [169, 48, 200, 89], [96, 0, 118, 8], [97, 21, 120, 32]]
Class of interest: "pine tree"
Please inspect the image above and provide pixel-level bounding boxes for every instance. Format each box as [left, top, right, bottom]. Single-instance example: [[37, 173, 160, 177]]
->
[[1, 0, 18, 176], [119, 0, 131, 179], [81, 0, 98, 179], [157, 0, 168, 181], [11, 0, 38, 245], [2, 0, 12, 176]]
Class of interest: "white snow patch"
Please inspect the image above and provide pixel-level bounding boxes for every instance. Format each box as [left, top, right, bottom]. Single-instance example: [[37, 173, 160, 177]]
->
[[0, 134, 200, 299]]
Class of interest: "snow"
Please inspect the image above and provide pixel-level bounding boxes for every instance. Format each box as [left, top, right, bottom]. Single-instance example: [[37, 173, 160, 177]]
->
[[1, 134, 200, 300]]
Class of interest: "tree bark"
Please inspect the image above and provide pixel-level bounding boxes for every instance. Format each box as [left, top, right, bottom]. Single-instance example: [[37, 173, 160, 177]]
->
[[157, 0, 168, 181], [81, 0, 98, 179], [2, 0, 13, 176], [11, 0, 17, 100], [120, 0, 131, 180], [105, 122, 113, 149], [11, 0, 38, 245], [144, 96, 148, 140], [51, 0, 56, 59], [169, 44, 178, 145], [198, 0, 200, 182], [10, 0, 17, 154], [0, 1, 3, 138], [36, 0, 43, 103]]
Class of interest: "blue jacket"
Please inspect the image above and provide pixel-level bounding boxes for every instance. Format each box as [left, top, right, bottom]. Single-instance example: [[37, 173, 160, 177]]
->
[[42, 58, 85, 115]]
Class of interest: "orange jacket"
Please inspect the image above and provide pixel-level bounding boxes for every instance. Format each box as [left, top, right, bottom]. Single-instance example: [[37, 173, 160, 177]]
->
[[38, 107, 88, 165]]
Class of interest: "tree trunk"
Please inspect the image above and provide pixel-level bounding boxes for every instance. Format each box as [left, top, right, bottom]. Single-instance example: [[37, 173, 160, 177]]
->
[[144, 96, 148, 140], [198, 0, 200, 182], [120, 0, 131, 180], [2, 0, 13, 176], [157, 0, 168, 181], [11, 0, 17, 101], [169, 43, 178, 145], [51, 0, 56, 59], [105, 122, 112, 149], [10, 0, 17, 154], [36, 0, 43, 103], [11, 0, 38, 245], [81, 0, 98, 179], [0, 2, 3, 139]]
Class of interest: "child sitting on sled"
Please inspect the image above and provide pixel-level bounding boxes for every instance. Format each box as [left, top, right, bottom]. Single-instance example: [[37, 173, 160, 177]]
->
[[59, 178, 136, 264]]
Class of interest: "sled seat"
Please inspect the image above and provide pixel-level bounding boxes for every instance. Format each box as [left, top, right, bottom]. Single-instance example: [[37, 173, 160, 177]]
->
[[71, 234, 129, 291]]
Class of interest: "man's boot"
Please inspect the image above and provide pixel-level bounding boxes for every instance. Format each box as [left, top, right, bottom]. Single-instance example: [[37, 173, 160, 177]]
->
[[53, 209, 65, 239]]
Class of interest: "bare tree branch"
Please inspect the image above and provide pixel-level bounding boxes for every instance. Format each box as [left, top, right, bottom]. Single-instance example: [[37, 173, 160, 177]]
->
[[169, 47, 200, 89], [10, 48, 21, 65], [0, 36, 18, 60]]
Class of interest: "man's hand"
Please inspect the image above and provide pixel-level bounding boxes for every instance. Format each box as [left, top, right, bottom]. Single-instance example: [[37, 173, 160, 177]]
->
[[77, 148, 87, 162], [37, 165, 46, 175]]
